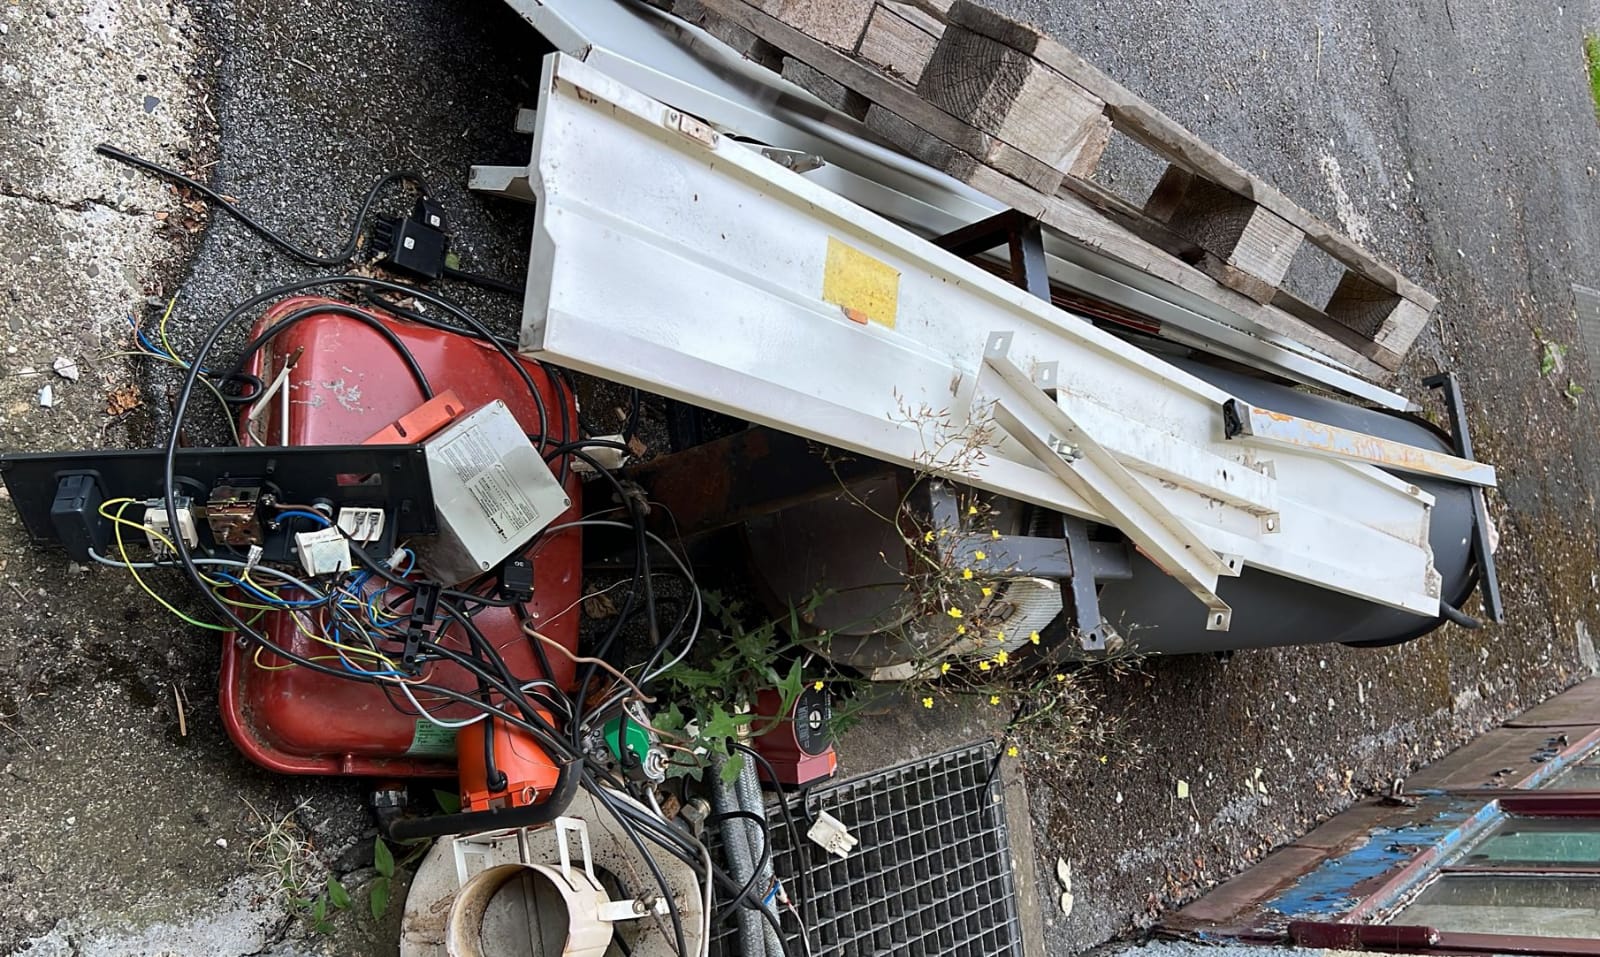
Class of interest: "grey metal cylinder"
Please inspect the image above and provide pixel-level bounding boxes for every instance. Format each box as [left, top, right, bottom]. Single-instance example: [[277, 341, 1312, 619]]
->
[[1090, 359, 1480, 657]]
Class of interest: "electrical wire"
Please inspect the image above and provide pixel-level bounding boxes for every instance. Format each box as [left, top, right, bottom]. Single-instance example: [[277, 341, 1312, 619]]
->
[[96, 144, 426, 268]]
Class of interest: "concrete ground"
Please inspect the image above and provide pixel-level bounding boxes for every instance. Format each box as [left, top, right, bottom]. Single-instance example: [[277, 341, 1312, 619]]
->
[[1, 0, 1598, 955]]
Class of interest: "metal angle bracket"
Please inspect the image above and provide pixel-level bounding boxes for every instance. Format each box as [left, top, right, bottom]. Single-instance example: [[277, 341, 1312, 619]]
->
[[1222, 399, 1497, 489], [983, 332, 1235, 631]]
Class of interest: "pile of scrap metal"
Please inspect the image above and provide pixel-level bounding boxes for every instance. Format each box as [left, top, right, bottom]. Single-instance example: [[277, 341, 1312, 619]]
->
[[0, 2, 1501, 956]]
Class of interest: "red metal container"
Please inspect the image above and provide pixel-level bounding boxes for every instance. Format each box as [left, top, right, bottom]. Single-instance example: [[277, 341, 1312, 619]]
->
[[218, 297, 581, 778]]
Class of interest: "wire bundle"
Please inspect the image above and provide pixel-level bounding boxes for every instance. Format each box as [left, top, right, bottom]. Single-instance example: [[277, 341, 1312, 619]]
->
[[92, 146, 811, 957]]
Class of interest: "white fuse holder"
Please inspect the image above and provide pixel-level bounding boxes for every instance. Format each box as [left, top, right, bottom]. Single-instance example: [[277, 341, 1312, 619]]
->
[[417, 400, 569, 584]]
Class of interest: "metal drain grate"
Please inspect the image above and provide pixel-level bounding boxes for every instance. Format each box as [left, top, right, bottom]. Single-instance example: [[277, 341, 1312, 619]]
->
[[708, 742, 1026, 957], [1573, 283, 1600, 375]]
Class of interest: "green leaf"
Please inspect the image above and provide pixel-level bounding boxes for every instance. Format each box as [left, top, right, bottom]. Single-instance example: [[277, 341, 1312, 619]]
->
[[369, 877, 391, 920], [718, 751, 745, 784], [312, 897, 328, 922], [433, 789, 462, 814], [288, 897, 313, 912], [314, 920, 334, 935], [374, 838, 395, 878], [327, 877, 351, 910], [701, 705, 750, 741]]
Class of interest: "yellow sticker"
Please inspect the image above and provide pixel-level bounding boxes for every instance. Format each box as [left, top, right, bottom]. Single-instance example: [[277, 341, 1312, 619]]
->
[[822, 237, 899, 330]]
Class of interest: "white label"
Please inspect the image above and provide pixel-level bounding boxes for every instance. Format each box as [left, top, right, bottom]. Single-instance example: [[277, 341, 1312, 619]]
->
[[469, 464, 542, 541]]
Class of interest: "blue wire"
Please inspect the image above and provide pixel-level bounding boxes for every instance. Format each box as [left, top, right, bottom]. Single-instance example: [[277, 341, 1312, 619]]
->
[[275, 509, 333, 527], [216, 573, 325, 608]]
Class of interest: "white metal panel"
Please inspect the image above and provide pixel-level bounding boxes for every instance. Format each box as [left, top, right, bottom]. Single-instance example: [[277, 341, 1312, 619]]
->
[[521, 54, 1440, 618], [490, 0, 1413, 410]]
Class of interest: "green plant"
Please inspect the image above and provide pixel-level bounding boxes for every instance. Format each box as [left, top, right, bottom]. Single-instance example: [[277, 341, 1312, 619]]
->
[[1540, 335, 1568, 377], [245, 800, 350, 934], [654, 590, 814, 782], [1585, 34, 1600, 120]]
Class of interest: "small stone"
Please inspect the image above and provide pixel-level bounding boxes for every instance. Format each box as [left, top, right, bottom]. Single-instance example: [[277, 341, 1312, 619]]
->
[[215, 838, 228, 849], [37, 385, 54, 408], [65, 816, 75, 826], [53, 357, 79, 381], [142, 95, 160, 114]]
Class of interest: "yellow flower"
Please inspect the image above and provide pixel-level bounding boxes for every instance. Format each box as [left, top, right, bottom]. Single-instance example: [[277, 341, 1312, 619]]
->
[[989, 695, 1001, 705], [921, 697, 934, 709], [1007, 745, 1019, 758], [1054, 673, 1066, 682], [978, 661, 991, 671], [946, 607, 963, 619], [813, 680, 824, 691], [962, 568, 973, 580], [974, 550, 987, 561], [956, 624, 967, 636], [939, 662, 951, 675], [1029, 631, 1041, 645], [1098, 754, 1108, 764], [995, 650, 1009, 666], [995, 630, 1006, 642], [923, 530, 935, 544], [938, 528, 950, 537], [967, 505, 978, 516], [981, 586, 993, 598], [991, 529, 1001, 540]]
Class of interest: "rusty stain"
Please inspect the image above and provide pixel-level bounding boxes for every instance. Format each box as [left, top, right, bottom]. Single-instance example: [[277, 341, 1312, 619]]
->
[[1247, 406, 1491, 480]]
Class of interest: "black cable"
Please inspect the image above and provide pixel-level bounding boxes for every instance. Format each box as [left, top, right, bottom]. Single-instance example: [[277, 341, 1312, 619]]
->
[[441, 264, 522, 295], [223, 302, 434, 404], [583, 773, 691, 957], [97, 144, 425, 268], [707, 809, 773, 922], [733, 742, 817, 953]]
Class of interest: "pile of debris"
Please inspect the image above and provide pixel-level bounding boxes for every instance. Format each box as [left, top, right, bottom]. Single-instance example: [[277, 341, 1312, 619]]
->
[[0, 2, 1501, 956]]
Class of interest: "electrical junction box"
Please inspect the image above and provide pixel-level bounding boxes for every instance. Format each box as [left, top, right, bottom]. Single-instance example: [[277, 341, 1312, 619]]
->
[[419, 399, 569, 584]]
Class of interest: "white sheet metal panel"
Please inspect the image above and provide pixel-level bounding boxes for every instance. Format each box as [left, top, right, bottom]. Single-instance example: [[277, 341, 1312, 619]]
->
[[521, 54, 1441, 618], [491, 0, 1414, 411]]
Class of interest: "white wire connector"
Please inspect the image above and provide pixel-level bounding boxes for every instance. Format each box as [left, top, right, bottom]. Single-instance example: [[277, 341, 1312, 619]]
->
[[244, 544, 265, 571], [336, 507, 386, 543], [806, 811, 858, 859]]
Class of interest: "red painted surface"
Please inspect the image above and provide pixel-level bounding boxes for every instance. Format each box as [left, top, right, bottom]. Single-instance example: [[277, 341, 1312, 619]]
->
[[217, 297, 580, 778]]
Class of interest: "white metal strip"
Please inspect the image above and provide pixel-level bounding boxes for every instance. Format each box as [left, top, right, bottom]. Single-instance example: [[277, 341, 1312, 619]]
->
[[984, 343, 1234, 630], [520, 54, 1441, 619], [1225, 400, 1498, 489]]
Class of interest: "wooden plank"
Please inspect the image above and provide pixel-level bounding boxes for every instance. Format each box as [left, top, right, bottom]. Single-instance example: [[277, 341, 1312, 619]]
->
[[957, 162, 1392, 380], [857, 1, 943, 84], [1143, 165, 1305, 303], [916, 23, 1106, 174], [864, 104, 1060, 193], [1323, 270, 1431, 368], [748, 0, 876, 50], [692, 0, 1391, 380], [944, 0, 1437, 313], [782, 58, 871, 119], [1065, 112, 1111, 179], [698, 0, 1065, 191]]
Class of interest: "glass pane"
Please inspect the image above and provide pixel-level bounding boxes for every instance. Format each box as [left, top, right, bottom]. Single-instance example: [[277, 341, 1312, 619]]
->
[[1459, 817, 1600, 866], [1542, 751, 1600, 790], [1394, 874, 1600, 939]]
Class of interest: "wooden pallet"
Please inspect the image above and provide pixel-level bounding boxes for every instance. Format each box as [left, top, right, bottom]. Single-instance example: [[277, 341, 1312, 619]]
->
[[690, 0, 1436, 380]]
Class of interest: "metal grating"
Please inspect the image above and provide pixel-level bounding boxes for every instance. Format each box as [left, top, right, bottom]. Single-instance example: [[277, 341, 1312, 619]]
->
[[708, 742, 1026, 957], [1574, 283, 1600, 375]]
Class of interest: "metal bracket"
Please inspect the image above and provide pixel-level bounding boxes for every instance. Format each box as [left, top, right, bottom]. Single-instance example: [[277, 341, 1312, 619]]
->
[[1223, 398, 1497, 489], [932, 209, 1052, 304], [985, 335, 1234, 631], [1424, 372, 1505, 624]]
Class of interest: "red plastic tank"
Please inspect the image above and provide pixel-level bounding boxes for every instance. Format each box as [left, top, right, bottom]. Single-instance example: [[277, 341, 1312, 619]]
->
[[217, 297, 581, 778]]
